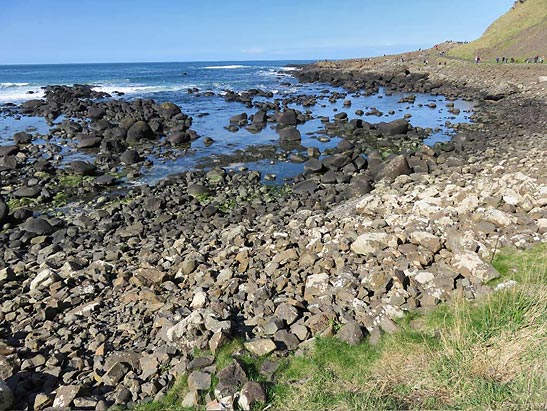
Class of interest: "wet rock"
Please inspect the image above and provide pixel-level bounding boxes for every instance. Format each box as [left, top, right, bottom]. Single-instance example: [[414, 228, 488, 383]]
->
[[276, 110, 297, 126], [70, 160, 97, 176], [167, 132, 190, 145], [13, 132, 32, 144], [157, 102, 181, 118], [278, 126, 301, 142], [13, 186, 41, 198], [120, 149, 143, 164], [127, 121, 155, 142], [377, 119, 409, 135]]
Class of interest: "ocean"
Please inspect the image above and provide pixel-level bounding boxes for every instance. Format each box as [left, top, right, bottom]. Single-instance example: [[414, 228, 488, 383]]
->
[[0, 61, 475, 184]]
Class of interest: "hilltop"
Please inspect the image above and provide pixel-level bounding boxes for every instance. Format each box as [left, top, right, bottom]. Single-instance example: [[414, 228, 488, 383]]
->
[[448, 0, 547, 61]]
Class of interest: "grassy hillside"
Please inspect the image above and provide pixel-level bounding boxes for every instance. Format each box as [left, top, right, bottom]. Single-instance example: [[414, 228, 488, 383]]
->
[[448, 0, 547, 61]]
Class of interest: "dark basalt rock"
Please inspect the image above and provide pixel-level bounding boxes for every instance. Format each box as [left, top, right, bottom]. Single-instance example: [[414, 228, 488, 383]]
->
[[120, 149, 143, 165], [375, 155, 412, 181], [0, 201, 8, 225], [23, 217, 56, 235], [278, 126, 301, 142], [70, 160, 97, 176], [13, 132, 32, 144], [13, 186, 41, 198], [377, 118, 410, 136], [126, 121, 155, 142], [167, 132, 190, 146]]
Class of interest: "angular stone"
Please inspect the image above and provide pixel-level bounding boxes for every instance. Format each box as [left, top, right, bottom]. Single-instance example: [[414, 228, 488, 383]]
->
[[103, 362, 129, 386], [351, 232, 389, 255], [53, 385, 81, 408], [137, 268, 168, 284], [216, 361, 248, 398], [188, 371, 211, 392], [304, 273, 330, 301], [238, 381, 267, 411], [30, 268, 60, 290], [274, 303, 299, 325], [451, 252, 500, 284], [209, 331, 229, 354], [409, 231, 442, 253], [244, 339, 276, 356], [337, 322, 364, 345], [375, 155, 412, 181]]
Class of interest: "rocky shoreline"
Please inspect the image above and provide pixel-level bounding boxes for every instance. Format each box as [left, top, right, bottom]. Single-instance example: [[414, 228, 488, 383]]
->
[[0, 54, 546, 410]]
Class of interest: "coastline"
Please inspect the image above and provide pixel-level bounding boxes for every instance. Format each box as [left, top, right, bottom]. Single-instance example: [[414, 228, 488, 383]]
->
[[0, 47, 546, 410]]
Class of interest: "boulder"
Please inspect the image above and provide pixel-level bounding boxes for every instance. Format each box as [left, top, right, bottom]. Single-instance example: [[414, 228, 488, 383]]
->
[[278, 126, 301, 142], [0, 379, 13, 411], [13, 186, 41, 198], [87, 106, 106, 119], [337, 322, 364, 345], [0, 202, 8, 225], [127, 121, 155, 142], [70, 160, 96, 176], [252, 110, 267, 124], [78, 136, 102, 148], [0, 145, 19, 157], [375, 155, 412, 181], [120, 149, 143, 164], [157, 102, 181, 118], [24, 217, 56, 235], [167, 132, 190, 145], [238, 382, 267, 411], [377, 118, 409, 135], [276, 110, 297, 126], [13, 132, 32, 144]]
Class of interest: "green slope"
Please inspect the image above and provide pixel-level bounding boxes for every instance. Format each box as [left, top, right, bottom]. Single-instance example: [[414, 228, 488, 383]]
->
[[448, 0, 547, 61]]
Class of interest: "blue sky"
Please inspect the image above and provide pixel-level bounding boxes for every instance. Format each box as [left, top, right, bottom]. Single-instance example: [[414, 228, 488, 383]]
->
[[0, 0, 515, 64]]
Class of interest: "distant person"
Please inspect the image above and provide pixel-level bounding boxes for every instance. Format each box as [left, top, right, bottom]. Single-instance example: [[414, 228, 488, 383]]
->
[[496, 57, 500, 63], [475, 56, 480, 64]]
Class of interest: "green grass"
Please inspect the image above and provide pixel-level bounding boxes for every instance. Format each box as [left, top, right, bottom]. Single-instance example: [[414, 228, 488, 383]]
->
[[131, 244, 547, 410]]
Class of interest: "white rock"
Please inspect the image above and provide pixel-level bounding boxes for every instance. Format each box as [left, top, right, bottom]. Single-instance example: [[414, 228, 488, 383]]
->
[[451, 252, 500, 283], [351, 232, 389, 255], [414, 271, 435, 284], [30, 268, 60, 290], [190, 291, 207, 309]]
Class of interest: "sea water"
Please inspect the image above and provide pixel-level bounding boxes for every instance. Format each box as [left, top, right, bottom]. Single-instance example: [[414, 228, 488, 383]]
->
[[0, 61, 475, 183]]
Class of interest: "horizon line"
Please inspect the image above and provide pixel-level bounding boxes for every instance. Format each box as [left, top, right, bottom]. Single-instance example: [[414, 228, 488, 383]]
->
[[0, 58, 321, 67]]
